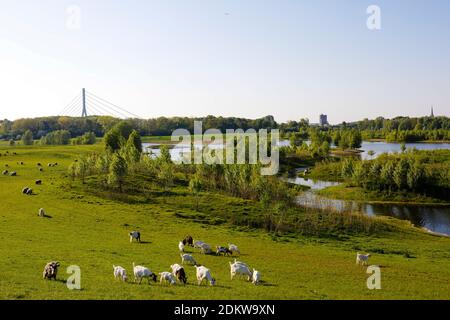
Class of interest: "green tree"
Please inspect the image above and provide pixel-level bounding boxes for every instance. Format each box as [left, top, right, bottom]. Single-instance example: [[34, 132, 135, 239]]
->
[[108, 154, 128, 191], [21, 130, 33, 145]]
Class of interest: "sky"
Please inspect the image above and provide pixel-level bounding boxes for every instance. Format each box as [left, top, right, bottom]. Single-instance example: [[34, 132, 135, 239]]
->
[[0, 0, 449, 124]]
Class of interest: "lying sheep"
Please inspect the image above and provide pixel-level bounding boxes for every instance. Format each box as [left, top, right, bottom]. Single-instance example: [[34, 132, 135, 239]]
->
[[159, 272, 177, 285], [22, 187, 32, 195], [35, 180, 42, 185], [356, 253, 371, 266], [180, 254, 197, 266], [43, 261, 60, 280], [113, 265, 128, 282], [132, 263, 157, 284], [195, 265, 216, 286], [10, 171, 17, 176]]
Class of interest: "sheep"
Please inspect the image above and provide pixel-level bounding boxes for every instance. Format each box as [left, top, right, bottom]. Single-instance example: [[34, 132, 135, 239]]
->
[[22, 187, 30, 194], [39, 168, 43, 172], [38, 208, 46, 218], [228, 244, 241, 256], [48, 163, 53, 167], [43, 261, 60, 280], [35, 180, 42, 185], [229, 261, 252, 281], [129, 231, 141, 243], [182, 235, 194, 247], [159, 272, 177, 285], [37, 163, 42, 167], [2, 170, 8, 175], [132, 263, 157, 284], [10, 171, 17, 176], [180, 254, 197, 266], [170, 264, 187, 284], [216, 246, 232, 256], [113, 265, 128, 282], [26, 188, 33, 195], [178, 241, 185, 253], [356, 253, 371, 266], [252, 269, 261, 285], [195, 265, 216, 286]]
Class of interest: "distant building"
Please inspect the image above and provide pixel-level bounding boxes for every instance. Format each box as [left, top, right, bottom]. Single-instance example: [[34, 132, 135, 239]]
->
[[319, 114, 329, 126], [430, 106, 434, 118]]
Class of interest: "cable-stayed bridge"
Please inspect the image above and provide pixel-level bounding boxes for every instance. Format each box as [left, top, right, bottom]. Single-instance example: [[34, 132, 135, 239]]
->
[[58, 89, 141, 119]]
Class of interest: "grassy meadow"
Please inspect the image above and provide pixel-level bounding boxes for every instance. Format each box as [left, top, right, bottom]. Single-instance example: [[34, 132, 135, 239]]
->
[[1, 143, 450, 300]]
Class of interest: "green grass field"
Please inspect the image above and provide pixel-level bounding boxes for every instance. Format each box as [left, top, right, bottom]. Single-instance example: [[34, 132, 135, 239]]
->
[[1, 144, 450, 300]]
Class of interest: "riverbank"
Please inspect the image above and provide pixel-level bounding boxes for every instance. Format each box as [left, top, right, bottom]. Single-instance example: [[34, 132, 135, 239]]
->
[[317, 184, 450, 205]]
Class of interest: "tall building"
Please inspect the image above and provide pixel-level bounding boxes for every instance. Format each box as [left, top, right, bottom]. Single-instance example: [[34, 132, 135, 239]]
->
[[319, 114, 329, 126], [430, 106, 434, 118]]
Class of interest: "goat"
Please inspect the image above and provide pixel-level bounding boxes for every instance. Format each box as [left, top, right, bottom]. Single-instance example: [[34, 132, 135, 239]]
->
[[170, 264, 187, 284], [113, 265, 128, 282], [132, 263, 157, 284], [178, 241, 185, 253], [43, 261, 60, 280], [182, 235, 194, 247], [38, 208, 46, 217], [252, 269, 261, 285], [180, 254, 197, 266], [216, 246, 232, 256], [159, 272, 177, 285], [229, 261, 252, 281], [195, 265, 216, 286], [228, 244, 241, 256], [129, 231, 141, 243], [356, 253, 371, 266]]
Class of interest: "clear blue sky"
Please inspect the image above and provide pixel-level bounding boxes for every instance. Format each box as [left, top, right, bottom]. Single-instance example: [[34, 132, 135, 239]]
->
[[0, 0, 449, 123]]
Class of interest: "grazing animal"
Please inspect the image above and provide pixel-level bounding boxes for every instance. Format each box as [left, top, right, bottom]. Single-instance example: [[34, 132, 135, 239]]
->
[[252, 269, 261, 285], [233, 259, 249, 268], [10, 171, 17, 176], [20, 162, 24, 165], [132, 263, 157, 284], [216, 246, 232, 256], [182, 235, 194, 247], [35, 180, 42, 185], [37, 163, 42, 167], [170, 264, 187, 284], [38, 208, 46, 218], [180, 254, 197, 266], [159, 272, 177, 285], [229, 261, 252, 281], [199, 243, 212, 254], [39, 168, 43, 172], [113, 265, 128, 282], [178, 241, 185, 253], [356, 253, 371, 266], [43, 261, 60, 280], [228, 244, 241, 256], [26, 188, 33, 195], [22, 187, 30, 194], [129, 231, 141, 243], [195, 266, 216, 286], [193, 240, 205, 249], [2, 170, 8, 175]]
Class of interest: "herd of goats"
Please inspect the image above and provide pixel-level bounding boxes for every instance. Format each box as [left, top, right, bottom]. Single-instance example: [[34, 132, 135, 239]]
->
[[43, 232, 262, 287]]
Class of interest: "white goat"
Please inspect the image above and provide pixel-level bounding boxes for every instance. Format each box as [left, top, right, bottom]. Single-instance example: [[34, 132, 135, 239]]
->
[[252, 269, 261, 285], [180, 254, 197, 265], [194, 240, 205, 249], [356, 253, 371, 266], [133, 263, 157, 284], [228, 244, 241, 256], [199, 243, 212, 254], [229, 261, 252, 281], [113, 265, 128, 282], [178, 241, 185, 253], [159, 272, 177, 285], [195, 266, 216, 286]]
